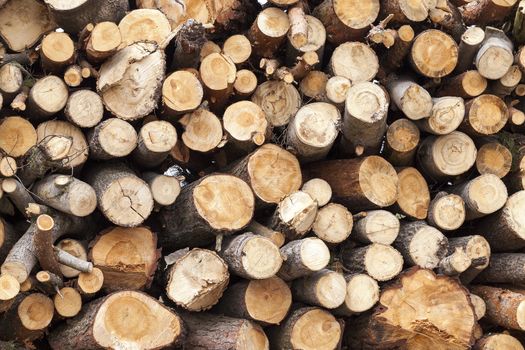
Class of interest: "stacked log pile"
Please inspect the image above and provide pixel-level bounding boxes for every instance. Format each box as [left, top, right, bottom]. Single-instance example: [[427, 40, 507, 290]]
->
[[1, 0, 525, 349]]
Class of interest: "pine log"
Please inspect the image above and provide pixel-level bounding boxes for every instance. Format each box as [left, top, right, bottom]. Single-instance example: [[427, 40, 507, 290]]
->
[[312, 203, 353, 244], [26, 76, 69, 122], [340, 82, 388, 157], [0, 156, 16, 177], [313, 0, 379, 45], [304, 156, 399, 210], [394, 167, 430, 219], [142, 172, 180, 207], [218, 233, 282, 279], [475, 27, 514, 80], [269, 191, 318, 240], [329, 42, 379, 83], [162, 70, 203, 117], [333, 273, 379, 316], [352, 209, 400, 245], [0, 0, 56, 52], [170, 20, 207, 69], [165, 248, 229, 311], [76, 267, 104, 298], [85, 21, 121, 63], [248, 7, 290, 58], [298, 70, 328, 100], [347, 269, 476, 349], [427, 192, 466, 231], [228, 144, 302, 206], [383, 24, 415, 71], [181, 312, 269, 350], [158, 174, 254, 249], [0, 274, 19, 302], [89, 226, 159, 292], [287, 102, 340, 162], [471, 285, 525, 331], [0, 293, 54, 342], [302, 178, 332, 207], [63, 65, 83, 87], [383, 118, 420, 165], [55, 238, 89, 278], [132, 120, 177, 168], [1, 179, 34, 217], [199, 52, 236, 111], [380, 0, 436, 23], [387, 76, 433, 120], [292, 269, 347, 309], [341, 243, 403, 281], [0, 217, 18, 264], [246, 221, 285, 248], [491, 65, 522, 96], [251, 80, 301, 127], [40, 32, 75, 74], [394, 221, 448, 269], [475, 253, 525, 284], [476, 142, 512, 178], [10, 86, 30, 112], [456, 26, 484, 72], [448, 235, 491, 284], [437, 71, 487, 98], [223, 100, 270, 152], [460, 0, 518, 26], [97, 42, 165, 121], [460, 94, 508, 136], [48, 291, 184, 349], [474, 333, 524, 350], [54, 287, 82, 318], [233, 69, 258, 97], [118, 9, 171, 47], [0, 63, 22, 102], [325, 76, 351, 109], [474, 191, 525, 252], [286, 15, 325, 65], [278, 238, 330, 281], [85, 163, 153, 227], [214, 277, 292, 325], [0, 117, 37, 158], [180, 108, 223, 153], [35, 270, 64, 295], [415, 96, 465, 135], [223, 34, 252, 65], [269, 306, 342, 350], [417, 131, 477, 181], [410, 29, 458, 78], [438, 248, 472, 275], [64, 90, 104, 128]]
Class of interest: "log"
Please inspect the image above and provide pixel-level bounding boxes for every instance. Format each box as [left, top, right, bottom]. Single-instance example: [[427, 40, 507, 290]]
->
[[269, 306, 342, 350], [302, 178, 332, 207], [165, 248, 229, 311], [97, 42, 165, 121], [118, 9, 171, 47], [352, 209, 400, 245], [132, 120, 177, 168], [54, 287, 82, 318], [303, 156, 399, 210], [269, 191, 318, 240], [292, 269, 347, 309], [427, 192, 466, 231], [287, 102, 340, 162], [448, 235, 491, 284], [428, 0, 466, 41], [0, 274, 19, 301], [246, 221, 285, 248], [223, 34, 252, 65], [162, 70, 203, 117], [54, 246, 92, 275], [228, 144, 302, 206], [233, 69, 258, 97], [248, 7, 290, 57], [333, 273, 379, 316], [223, 100, 269, 152], [26, 75, 69, 122], [476, 142, 512, 178], [341, 243, 404, 281], [416, 131, 477, 181], [0, 218, 19, 264], [383, 24, 415, 71], [0, 63, 22, 102], [380, 0, 436, 23], [437, 71, 487, 98], [36, 270, 64, 295], [325, 76, 351, 109], [214, 277, 292, 325], [40, 32, 75, 74], [85, 163, 153, 227], [0, 0, 56, 52], [451, 174, 508, 220], [410, 29, 458, 78], [469, 293, 486, 320], [64, 90, 104, 128], [286, 15, 325, 65], [48, 291, 184, 350], [0, 156, 16, 177], [476, 253, 525, 286], [312, 203, 353, 243], [89, 226, 159, 291], [199, 52, 236, 111], [218, 233, 282, 279], [348, 269, 476, 349], [0, 116, 37, 158], [474, 334, 524, 350], [474, 191, 525, 252], [181, 312, 269, 350], [32, 175, 97, 217], [460, 0, 518, 26], [278, 238, 330, 281], [313, 0, 379, 45], [394, 167, 430, 219], [394, 221, 448, 269], [471, 285, 525, 331], [63, 65, 83, 87], [76, 267, 104, 297], [340, 82, 389, 157], [55, 239, 89, 277], [387, 77, 433, 120], [251, 80, 301, 127], [491, 65, 522, 96], [329, 42, 379, 83], [10, 86, 30, 112], [460, 94, 508, 136], [383, 118, 420, 165], [475, 27, 514, 80], [180, 108, 223, 153], [298, 70, 328, 100], [0, 293, 54, 342], [438, 249, 472, 275], [172, 20, 206, 69], [415, 96, 465, 135], [158, 174, 254, 249], [1, 179, 34, 217], [143, 172, 180, 207], [85, 21, 121, 63]]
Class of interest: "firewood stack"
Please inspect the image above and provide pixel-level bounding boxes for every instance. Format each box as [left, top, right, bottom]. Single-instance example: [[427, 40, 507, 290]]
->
[[1, 0, 525, 349]]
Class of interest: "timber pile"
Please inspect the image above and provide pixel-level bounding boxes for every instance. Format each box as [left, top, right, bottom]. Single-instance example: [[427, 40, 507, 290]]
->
[[1, 0, 525, 349]]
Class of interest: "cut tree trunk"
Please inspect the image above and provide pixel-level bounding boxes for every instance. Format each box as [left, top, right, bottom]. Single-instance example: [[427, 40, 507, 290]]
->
[[312, 203, 353, 244], [248, 7, 290, 58], [341, 242, 404, 281], [180, 108, 223, 153], [415, 96, 465, 135], [329, 42, 379, 83], [394, 167, 430, 220], [0, 116, 37, 158], [448, 235, 491, 284], [26, 76, 69, 122], [158, 174, 254, 250], [0, 274, 19, 301], [383, 24, 415, 71], [286, 15, 325, 66], [438, 249, 472, 275], [89, 226, 159, 292], [233, 69, 258, 97], [302, 178, 332, 207], [165, 248, 229, 311], [475, 253, 525, 284], [386, 76, 433, 120], [55, 238, 89, 278], [40, 32, 75, 74], [429, 0, 466, 41], [119, 9, 171, 47], [223, 100, 269, 153], [1, 179, 34, 217], [475, 27, 514, 80], [325, 76, 351, 109], [380, 0, 436, 23], [246, 221, 285, 248], [303, 156, 399, 210], [383, 118, 420, 166], [427, 192, 466, 231], [410, 29, 459, 78], [85, 21, 121, 63], [76, 267, 104, 298], [63, 65, 83, 87], [471, 285, 525, 331], [251, 80, 301, 127], [0, 63, 22, 102], [474, 334, 524, 350], [269, 191, 318, 240], [0, 156, 16, 177], [48, 291, 184, 350], [456, 26, 485, 72], [298, 70, 327, 99], [437, 71, 487, 98], [460, 0, 518, 26], [54, 287, 82, 318], [491, 64, 522, 96], [213, 277, 292, 325], [0, 218, 18, 264], [132, 120, 177, 168], [35, 270, 64, 295], [292, 269, 347, 309], [223, 34, 252, 65], [64, 90, 104, 128], [143, 172, 181, 207], [460, 94, 508, 136], [172, 20, 207, 69], [278, 238, 330, 281], [162, 70, 203, 117], [352, 210, 400, 245], [199, 52, 236, 112], [334, 273, 379, 316]]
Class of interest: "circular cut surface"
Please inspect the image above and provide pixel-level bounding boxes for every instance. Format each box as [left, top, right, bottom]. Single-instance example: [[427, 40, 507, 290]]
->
[[290, 309, 341, 350], [409, 226, 447, 268], [247, 144, 302, 204], [291, 16, 326, 52], [397, 168, 430, 219], [163, 71, 203, 113], [300, 238, 331, 272], [234, 69, 257, 95], [100, 118, 138, 157], [432, 131, 477, 176], [0, 274, 20, 300], [412, 30, 458, 78], [182, 109, 222, 152], [428, 97, 465, 135], [193, 175, 254, 230], [400, 0, 436, 21], [462, 71, 487, 97], [279, 191, 318, 235], [326, 76, 351, 104], [293, 102, 340, 148], [0, 64, 22, 93], [0, 116, 37, 157], [241, 237, 283, 279], [346, 82, 389, 122], [503, 190, 525, 240], [224, 101, 268, 142], [91, 22, 122, 52], [401, 84, 433, 120], [365, 244, 403, 281], [359, 156, 399, 207], [150, 175, 180, 206], [67, 90, 104, 128], [54, 287, 82, 317], [257, 8, 289, 37], [223, 35, 252, 64], [432, 194, 465, 231], [477, 46, 514, 80], [362, 210, 400, 245], [18, 293, 54, 330], [331, 42, 379, 82], [481, 334, 524, 350], [66, 178, 97, 217], [139, 120, 177, 153], [78, 267, 104, 294], [302, 178, 332, 206], [119, 9, 172, 46], [31, 76, 69, 114], [316, 272, 347, 308], [42, 32, 74, 63], [333, 0, 380, 29], [468, 174, 508, 215], [387, 119, 420, 152], [245, 277, 292, 324], [344, 274, 379, 313], [200, 53, 237, 91], [467, 95, 508, 135], [93, 291, 182, 349], [37, 120, 88, 169], [313, 203, 353, 243], [252, 80, 301, 127]]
